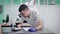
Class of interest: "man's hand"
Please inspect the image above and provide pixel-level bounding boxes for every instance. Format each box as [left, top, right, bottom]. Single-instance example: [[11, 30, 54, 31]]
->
[[36, 20, 43, 30]]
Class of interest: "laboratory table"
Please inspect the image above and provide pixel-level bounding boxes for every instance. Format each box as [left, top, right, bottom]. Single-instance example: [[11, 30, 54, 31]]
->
[[2, 27, 55, 34]]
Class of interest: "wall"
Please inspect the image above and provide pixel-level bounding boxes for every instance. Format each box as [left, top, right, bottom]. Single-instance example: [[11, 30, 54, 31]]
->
[[0, 0, 4, 24], [37, 5, 60, 34]]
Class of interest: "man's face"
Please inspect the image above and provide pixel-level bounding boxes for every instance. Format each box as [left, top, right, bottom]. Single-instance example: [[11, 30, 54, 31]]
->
[[20, 8, 30, 17]]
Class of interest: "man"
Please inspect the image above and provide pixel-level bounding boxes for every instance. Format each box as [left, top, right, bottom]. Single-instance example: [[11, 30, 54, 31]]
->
[[16, 4, 43, 31]]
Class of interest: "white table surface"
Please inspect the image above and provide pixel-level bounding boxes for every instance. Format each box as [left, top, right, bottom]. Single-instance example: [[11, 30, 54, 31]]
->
[[2, 28, 55, 34]]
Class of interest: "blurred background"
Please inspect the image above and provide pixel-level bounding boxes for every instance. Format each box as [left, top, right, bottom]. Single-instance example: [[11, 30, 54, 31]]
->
[[0, 0, 60, 34]]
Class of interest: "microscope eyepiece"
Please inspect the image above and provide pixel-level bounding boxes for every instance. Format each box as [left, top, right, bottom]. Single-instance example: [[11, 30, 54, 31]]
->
[[23, 20, 27, 23]]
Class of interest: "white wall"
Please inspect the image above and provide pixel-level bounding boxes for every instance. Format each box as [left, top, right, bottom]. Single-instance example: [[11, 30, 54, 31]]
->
[[37, 5, 60, 34], [4, 5, 20, 19], [4, 5, 60, 34]]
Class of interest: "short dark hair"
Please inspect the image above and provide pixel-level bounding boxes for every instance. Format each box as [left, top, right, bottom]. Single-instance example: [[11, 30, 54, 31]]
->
[[19, 4, 28, 12]]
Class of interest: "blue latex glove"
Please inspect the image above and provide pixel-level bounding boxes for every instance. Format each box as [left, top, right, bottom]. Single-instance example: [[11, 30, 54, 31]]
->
[[28, 27, 37, 32]]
